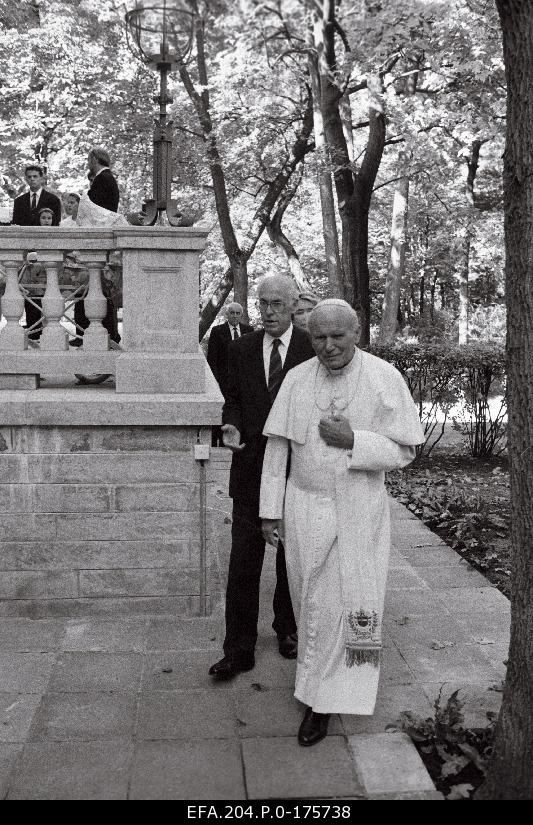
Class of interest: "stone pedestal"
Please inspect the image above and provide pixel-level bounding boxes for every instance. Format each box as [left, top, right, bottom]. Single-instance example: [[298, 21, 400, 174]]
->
[[0, 227, 227, 618], [114, 228, 207, 394]]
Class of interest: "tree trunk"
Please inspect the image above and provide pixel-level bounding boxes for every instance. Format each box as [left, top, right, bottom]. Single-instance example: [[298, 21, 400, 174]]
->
[[308, 47, 343, 296], [457, 234, 470, 344], [266, 175, 313, 292], [457, 138, 482, 344], [379, 152, 409, 342], [477, 0, 533, 800]]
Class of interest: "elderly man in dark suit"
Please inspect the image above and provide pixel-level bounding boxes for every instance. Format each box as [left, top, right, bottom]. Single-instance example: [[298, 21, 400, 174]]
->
[[209, 275, 315, 681], [12, 164, 61, 342], [87, 148, 120, 212], [207, 302, 253, 447]]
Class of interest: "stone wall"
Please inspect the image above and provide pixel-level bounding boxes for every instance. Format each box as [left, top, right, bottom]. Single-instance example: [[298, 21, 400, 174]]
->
[[0, 425, 231, 618]]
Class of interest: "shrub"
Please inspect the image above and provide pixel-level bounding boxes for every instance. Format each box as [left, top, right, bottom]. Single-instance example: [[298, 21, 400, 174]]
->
[[449, 343, 507, 458], [372, 341, 507, 459], [371, 342, 460, 458]]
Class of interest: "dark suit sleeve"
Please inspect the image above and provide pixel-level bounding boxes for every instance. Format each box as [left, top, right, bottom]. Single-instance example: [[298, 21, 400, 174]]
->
[[206, 327, 220, 384], [222, 340, 243, 434], [12, 196, 25, 225], [89, 171, 119, 212]]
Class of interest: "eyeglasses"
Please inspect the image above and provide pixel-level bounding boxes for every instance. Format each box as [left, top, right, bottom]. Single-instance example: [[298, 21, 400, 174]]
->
[[257, 299, 286, 312]]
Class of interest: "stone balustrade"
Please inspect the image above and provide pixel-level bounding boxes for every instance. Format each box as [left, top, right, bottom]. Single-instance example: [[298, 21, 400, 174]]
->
[[0, 226, 209, 393]]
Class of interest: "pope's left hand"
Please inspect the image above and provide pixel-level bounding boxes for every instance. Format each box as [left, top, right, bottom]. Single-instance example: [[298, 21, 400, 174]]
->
[[318, 413, 354, 450]]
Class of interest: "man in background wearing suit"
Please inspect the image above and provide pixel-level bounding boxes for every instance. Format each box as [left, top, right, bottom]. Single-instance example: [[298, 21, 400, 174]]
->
[[207, 302, 253, 447], [209, 275, 315, 681], [74, 148, 121, 347], [87, 148, 120, 212], [12, 165, 61, 342], [12, 164, 61, 227]]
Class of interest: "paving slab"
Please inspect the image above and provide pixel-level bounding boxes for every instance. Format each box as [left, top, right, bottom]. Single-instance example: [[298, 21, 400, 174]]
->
[[130, 740, 245, 800], [141, 650, 232, 691], [28, 692, 137, 741], [8, 741, 133, 800], [384, 613, 473, 650], [401, 642, 502, 684], [0, 693, 42, 743], [455, 611, 511, 643], [0, 653, 56, 693], [0, 619, 66, 652], [233, 687, 342, 739], [397, 546, 465, 567], [417, 564, 492, 590], [378, 646, 416, 687], [48, 653, 143, 693], [136, 690, 237, 740], [435, 586, 510, 615], [348, 732, 435, 796], [384, 589, 448, 620], [340, 683, 433, 735], [0, 743, 22, 799], [145, 617, 221, 651], [242, 736, 363, 799], [62, 618, 148, 652], [385, 567, 430, 590]]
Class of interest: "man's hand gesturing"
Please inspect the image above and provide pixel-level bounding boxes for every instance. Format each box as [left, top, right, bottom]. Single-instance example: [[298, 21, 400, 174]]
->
[[221, 423, 245, 452], [262, 518, 282, 547], [318, 413, 354, 450]]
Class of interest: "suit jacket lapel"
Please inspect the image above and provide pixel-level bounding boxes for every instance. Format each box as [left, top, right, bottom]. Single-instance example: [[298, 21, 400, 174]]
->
[[283, 328, 303, 376], [250, 331, 270, 396]]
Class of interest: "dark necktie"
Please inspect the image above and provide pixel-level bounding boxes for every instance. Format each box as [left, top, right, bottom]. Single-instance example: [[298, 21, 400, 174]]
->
[[232, 325, 239, 340], [31, 193, 37, 210], [268, 338, 283, 401]]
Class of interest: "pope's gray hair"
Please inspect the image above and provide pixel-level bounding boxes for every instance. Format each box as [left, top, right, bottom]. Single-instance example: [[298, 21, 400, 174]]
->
[[309, 299, 360, 331]]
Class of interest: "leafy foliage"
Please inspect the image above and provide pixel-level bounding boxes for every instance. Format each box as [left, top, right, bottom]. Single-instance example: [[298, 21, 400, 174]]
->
[[389, 688, 496, 799], [387, 455, 511, 597], [373, 341, 507, 457]]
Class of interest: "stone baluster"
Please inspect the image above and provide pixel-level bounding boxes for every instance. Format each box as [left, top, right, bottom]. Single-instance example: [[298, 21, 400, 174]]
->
[[40, 259, 68, 350], [0, 259, 26, 351], [81, 258, 109, 350]]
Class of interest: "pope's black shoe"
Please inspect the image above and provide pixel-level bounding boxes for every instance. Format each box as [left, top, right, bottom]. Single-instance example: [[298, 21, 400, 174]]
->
[[297, 707, 330, 746], [208, 655, 255, 681], [278, 632, 298, 659]]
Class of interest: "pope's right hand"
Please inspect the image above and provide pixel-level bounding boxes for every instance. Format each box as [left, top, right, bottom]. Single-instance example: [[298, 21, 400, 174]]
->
[[221, 424, 245, 452]]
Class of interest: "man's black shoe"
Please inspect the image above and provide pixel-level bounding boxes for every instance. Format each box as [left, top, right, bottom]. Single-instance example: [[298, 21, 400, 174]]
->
[[208, 655, 255, 680], [298, 707, 330, 746], [278, 632, 298, 659]]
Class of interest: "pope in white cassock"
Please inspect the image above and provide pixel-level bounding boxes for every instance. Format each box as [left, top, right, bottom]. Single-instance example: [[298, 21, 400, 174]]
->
[[260, 299, 425, 747]]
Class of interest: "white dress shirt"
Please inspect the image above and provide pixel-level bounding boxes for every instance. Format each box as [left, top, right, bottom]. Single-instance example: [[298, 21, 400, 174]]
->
[[262, 324, 294, 384], [228, 322, 242, 340]]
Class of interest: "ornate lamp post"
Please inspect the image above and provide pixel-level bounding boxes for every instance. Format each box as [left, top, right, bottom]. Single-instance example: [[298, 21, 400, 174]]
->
[[125, 0, 195, 225]]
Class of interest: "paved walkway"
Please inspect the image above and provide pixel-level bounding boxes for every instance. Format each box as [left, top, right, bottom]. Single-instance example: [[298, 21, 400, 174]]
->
[[0, 497, 509, 800]]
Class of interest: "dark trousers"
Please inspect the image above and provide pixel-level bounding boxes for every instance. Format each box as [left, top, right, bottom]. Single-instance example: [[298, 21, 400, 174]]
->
[[223, 500, 296, 659], [24, 298, 42, 340], [74, 299, 120, 343]]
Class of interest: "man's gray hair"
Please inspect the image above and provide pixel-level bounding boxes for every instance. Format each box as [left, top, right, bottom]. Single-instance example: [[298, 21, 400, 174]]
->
[[257, 275, 298, 302], [89, 147, 111, 167], [309, 298, 360, 331], [227, 302, 243, 313]]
